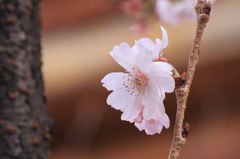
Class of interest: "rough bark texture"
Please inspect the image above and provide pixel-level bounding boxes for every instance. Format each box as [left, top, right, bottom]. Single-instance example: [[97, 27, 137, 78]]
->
[[0, 0, 54, 158]]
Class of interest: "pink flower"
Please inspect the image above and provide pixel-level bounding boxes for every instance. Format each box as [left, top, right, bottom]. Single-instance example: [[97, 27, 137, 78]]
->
[[156, 0, 215, 25], [102, 26, 175, 135], [121, 0, 144, 19]]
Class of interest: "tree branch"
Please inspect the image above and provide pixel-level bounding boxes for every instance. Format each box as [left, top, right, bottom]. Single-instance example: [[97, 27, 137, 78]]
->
[[0, 0, 54, 158], [168, 0, 212, 159]]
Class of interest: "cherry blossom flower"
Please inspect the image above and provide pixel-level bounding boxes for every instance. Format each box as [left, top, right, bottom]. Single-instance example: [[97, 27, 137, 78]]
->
[[156, 0, 215, 25], [121, 0, 144, 19], [120, 0, 154, 33], [101, 26, 175, 135]]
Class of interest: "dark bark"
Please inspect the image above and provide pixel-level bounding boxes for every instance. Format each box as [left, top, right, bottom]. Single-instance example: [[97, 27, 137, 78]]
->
[[0, 0, 54, 158]]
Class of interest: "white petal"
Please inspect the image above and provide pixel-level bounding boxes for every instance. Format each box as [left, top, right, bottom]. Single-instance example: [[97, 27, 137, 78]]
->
[[143, 87, 159, 120], [160, 26, 168, 49], [101, 72, 125, 83], [142, 98, 156, 120], [110, 43, 135, 72], [151, 62, 173, 71], [145, 120, 163, 135], [159, 87, 166, 99], [137, 38, 155, 51], [160, 113, 170, 128], [107, 88, 134, 111], [155, 76, 175, 93], [147, 79, 160, 98], [153, 101, 165, 120], [152, 26, 168, 59], [134, 121, 144, 131], [143, 85, 166, 121], [132, 40, 152, 55], [152, 39, 163, 59], [147, 62, 173, 78], [101, 72, 125, 91], [135, 120, 164, 135], [121, 96, 143, 122], [153, 101, 166, 120], [135, 43, 152, 73]]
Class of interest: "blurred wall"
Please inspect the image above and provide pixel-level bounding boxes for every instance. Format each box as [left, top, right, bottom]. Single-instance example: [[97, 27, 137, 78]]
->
[[40, 1, 240, 159]]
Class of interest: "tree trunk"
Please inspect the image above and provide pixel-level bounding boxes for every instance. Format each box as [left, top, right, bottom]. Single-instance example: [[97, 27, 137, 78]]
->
[[0, 0, 54, 158]]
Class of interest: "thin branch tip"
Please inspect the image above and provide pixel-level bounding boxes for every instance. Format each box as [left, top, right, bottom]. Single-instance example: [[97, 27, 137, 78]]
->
[[196, 0, 212, 16]]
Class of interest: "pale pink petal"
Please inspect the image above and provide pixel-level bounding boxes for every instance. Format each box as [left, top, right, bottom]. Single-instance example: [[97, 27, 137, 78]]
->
[[146, 79, 160, 98], [143, 86, 161, 120], [147, 62, 173, 78], [155, 76, 175, 93], [161, 26, 168, 49], [121, 96, 143, 121], [101, 72, 126, 91], [134, 122, 144, 131], [135, 43, 152, 73], [152, 100, 166, 120], [137, 38, 155, 51], [144, 120, 163, 135], [160, 113, 170, 128], [157, 87, 166, 100], [110, 43, 136, 72], [135, 120, 163, 135], [152, 39, 163, 58], [136, 27, 168, 60], [150, 62, 173, 72], [132, 40, 151, 56], [107, 88, 134, 111]]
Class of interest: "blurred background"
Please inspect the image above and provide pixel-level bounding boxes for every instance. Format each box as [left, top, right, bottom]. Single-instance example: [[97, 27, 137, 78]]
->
[[40, 0, 240, 159]]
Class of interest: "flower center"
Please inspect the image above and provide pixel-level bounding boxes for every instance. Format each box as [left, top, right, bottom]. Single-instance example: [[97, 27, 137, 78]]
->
[[123, 69, 148, 96]]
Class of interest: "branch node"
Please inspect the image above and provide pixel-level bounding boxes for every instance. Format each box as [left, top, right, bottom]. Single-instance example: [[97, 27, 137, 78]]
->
[[175, 72, 187, 88], [181, 123, 190, 138]]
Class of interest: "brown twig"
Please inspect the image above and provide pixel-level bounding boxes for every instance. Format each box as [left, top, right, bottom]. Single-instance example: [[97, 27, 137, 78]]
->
[[168, 0, 212, 159]]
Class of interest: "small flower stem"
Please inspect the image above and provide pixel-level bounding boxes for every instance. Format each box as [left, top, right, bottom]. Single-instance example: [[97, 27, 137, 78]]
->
[[168, 0, 212, 159]]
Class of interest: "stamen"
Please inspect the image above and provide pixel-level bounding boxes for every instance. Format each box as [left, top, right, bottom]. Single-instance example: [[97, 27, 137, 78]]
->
[[123, 68, 148, 96]]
